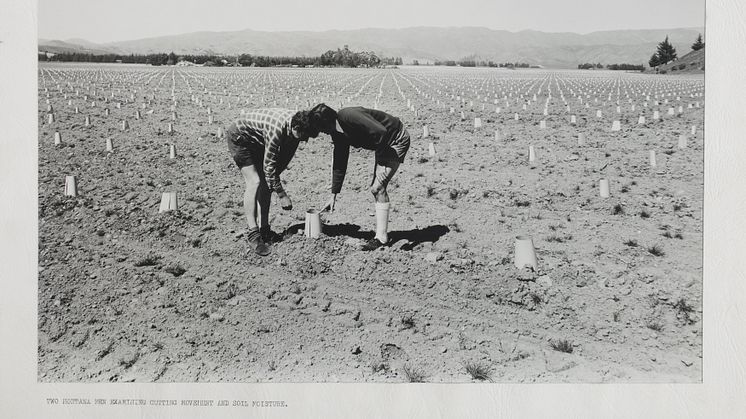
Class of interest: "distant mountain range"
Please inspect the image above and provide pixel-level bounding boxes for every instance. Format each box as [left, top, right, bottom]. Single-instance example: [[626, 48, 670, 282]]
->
[[38, 26, 704, 68]]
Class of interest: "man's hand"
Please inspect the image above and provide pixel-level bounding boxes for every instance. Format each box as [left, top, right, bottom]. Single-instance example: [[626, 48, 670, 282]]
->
[[321, 194, 337, 213], [278, 193, 293, 211]]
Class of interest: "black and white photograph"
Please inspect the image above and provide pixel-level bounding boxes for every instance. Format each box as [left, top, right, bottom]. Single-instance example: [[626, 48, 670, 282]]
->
[[32, 0, 709, 385], [7, 0, 746, 417]]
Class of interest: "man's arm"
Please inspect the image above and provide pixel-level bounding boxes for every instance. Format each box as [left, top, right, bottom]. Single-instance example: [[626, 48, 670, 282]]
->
[[274, 139, 299, 174], [263, 129, 293, 210], [331, 132, 350, 194], [263, 131, 284, 196]]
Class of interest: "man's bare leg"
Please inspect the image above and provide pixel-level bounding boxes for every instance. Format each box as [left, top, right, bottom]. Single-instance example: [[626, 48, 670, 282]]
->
[[240, 165, 270, 256]]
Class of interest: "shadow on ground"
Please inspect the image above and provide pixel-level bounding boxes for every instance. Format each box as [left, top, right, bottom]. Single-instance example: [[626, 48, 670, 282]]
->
[[283, 223, 449, 251]]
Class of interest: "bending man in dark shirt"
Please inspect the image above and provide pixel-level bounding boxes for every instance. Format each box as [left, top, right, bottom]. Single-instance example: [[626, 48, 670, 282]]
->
[[309, 104, 410, 250]]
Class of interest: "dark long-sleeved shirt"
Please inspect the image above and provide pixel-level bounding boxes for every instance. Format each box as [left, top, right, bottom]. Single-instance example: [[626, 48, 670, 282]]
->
[[232, 108, 299, 195], [331, 107, 403, 193]]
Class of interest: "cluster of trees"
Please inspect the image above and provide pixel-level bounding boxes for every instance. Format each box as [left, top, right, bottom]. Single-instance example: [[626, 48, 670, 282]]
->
[[578, 63, 644, 71], [606, 63, 645, 71], [456, 60, 479, 67], [691, 34, 705, 51], [577, 63, 604, 69], [317, 45, 396, 67], [648, 33, 703, 69], [39, 46, 402, 68], [432, 60, 531, 68], [505, 62, 530, 68], [648, 36, 678, 68], [379, 56, 404, 66]]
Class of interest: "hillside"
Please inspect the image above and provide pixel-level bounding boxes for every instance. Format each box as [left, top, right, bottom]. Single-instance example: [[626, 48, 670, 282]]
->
[[652, 47, 705, 74], [38, 26, 704, 69], [37, 39, 112, 55]]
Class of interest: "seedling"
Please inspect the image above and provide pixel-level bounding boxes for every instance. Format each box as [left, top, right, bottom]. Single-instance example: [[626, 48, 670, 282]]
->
[[646, 319, 664, 332], [401, 364, 427, 383], [400, 313, 415, 330], [529, 292, 542, 305], [674, 298, 696, 325], [134, 254, 161, 267], [464, 361, 493, 381], [370, 361, 389, 374], [96, 341, 114, 360], [647, 245, 665, 256], [118, 351, 140, 369], [547, 235, 572, 243], [458, 331, 469, 350], [224, 282, 238, 300], [165, 265, 186, 277], [550, 339, 574, 354]]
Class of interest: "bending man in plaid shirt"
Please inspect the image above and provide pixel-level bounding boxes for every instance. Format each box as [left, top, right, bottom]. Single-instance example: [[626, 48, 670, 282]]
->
[[225, 108, 319, 256]]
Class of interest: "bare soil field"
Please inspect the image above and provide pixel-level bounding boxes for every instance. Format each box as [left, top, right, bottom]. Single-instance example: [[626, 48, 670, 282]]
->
[[37, 63, 703, 383]]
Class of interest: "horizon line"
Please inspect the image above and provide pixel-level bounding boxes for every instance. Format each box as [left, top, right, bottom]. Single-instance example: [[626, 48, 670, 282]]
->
[[39, 24, 705, 45]]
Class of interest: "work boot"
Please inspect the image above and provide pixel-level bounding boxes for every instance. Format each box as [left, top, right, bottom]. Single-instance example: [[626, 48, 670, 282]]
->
[[361, 237, 387, 251], [260, 226, 283, 244], [247, 228, 270, 256]]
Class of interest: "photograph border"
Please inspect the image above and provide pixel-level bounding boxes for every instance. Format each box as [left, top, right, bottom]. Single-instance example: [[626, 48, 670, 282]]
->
[[2, 0, 744, 417]]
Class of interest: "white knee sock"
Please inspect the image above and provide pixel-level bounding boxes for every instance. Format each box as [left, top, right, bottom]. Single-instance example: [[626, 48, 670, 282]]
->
[[375, 202, 390, 243]]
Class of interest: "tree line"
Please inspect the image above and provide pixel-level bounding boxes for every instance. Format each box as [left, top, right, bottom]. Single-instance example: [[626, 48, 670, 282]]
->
[[577, 63, 644, 71], [38, 45, 402, 68], [431, 60, 531, 68], [577, 63, 604, 70]]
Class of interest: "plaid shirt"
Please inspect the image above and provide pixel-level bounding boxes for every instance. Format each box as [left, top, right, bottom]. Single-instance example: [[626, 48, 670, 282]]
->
[[233, 108, 299, 195]]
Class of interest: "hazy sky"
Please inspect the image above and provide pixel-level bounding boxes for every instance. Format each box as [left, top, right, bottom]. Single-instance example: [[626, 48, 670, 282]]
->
[[38, 0, 705, 43]]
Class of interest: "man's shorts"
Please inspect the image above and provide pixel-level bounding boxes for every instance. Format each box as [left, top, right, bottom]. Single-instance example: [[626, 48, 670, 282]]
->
[[375, 127, 410, 166], [225, 123, 264, 168]]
